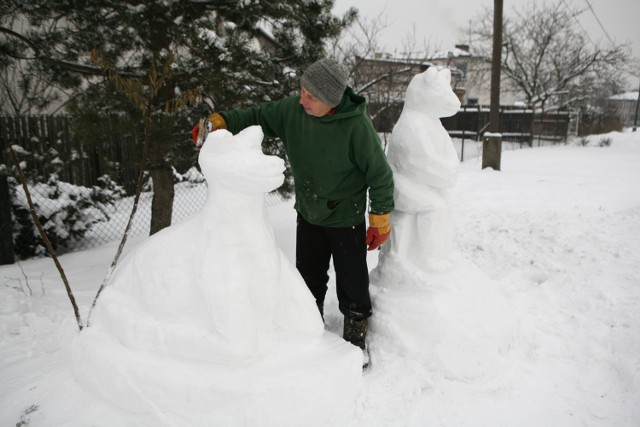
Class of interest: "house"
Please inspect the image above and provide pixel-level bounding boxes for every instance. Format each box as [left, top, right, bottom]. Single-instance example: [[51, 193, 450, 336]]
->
[[354, 53, 433, 102], [354, 44, 520, 108], [353, 47, 574, 141], [608, 91, 639, 127], [353, 53, 435, 131], [353, 45, 521, 132]]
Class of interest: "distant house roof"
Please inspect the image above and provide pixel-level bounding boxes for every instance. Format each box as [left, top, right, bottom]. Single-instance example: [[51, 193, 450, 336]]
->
[[609, 91, 639, 101], [430, 44, 474, 60], [360, 52, 432, 65]]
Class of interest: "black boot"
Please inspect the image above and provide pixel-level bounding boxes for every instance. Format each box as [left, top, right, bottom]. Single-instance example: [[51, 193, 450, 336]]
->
[[343, 317, 370, 370], [343, 317, 368, 349]]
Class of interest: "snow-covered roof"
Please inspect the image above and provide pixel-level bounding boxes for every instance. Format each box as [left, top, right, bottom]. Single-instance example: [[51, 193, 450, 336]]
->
[[430, 46, 473, 60], [364, 44, 473, 64], [609, 91, 639, 101], [359, 53, 433, 67]]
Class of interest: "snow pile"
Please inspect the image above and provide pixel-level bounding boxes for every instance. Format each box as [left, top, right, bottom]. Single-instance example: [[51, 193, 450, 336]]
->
[[67, 126, 362, 426], [370, 67, 519, 384]]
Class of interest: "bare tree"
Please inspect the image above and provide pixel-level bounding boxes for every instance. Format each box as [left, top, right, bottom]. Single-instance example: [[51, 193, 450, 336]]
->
[[328, 11, 389, 81], [328, 13, 439, 141], [469, 0, 630, 110]]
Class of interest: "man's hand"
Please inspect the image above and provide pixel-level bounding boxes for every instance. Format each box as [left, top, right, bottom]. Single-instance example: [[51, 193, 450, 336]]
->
[[365, 212, 391, 251], [190, 113, 227, 148]]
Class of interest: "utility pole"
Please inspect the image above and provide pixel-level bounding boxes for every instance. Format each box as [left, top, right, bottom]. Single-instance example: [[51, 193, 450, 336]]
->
[[483, 0, 504, 170], [633, 79, 639, 132]]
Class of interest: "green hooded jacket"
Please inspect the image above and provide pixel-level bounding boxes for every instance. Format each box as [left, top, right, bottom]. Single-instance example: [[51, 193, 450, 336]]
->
[[219, 87, 394, 227]]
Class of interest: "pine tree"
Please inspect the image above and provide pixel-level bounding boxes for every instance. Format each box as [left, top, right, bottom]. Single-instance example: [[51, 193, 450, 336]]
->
[[1, 0, 355, 233]]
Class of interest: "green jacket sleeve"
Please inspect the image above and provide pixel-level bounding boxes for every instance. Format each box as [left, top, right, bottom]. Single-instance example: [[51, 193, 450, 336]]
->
[[218, 99, 289, 139], [350, 120, 394, 214]]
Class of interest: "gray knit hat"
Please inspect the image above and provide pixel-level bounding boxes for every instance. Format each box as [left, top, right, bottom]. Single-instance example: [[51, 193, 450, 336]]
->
[[300, 59, 349, 108]]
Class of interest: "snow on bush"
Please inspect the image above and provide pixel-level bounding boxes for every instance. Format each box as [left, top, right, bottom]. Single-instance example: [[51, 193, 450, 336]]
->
[[10, 173, 125, 260]]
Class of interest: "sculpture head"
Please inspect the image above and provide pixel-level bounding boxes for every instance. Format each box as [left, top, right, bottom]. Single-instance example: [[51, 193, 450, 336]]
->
[[199, 126, 285, 195], [403, 67, 461, 118]]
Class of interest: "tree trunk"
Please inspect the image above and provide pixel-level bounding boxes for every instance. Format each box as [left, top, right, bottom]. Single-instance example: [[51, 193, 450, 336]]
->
[[150, 165, 174, 235], [146, 102, 176, 236]]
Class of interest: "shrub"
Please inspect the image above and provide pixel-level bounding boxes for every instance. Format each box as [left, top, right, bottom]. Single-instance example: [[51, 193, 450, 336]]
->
[[9, 147, 125, 259], [579, 110, 623, 136], [179, 166, 205, 185], [598, 137, 612, 147]]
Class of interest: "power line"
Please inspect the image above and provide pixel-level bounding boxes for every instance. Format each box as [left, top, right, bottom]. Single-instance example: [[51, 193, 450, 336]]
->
[[582, 0, 615, 47], [560, 0, 594, 45]]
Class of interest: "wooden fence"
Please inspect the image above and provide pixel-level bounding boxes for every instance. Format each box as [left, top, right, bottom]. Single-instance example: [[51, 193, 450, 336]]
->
[[0, 115, 143, 194], [1, 108, 571, 188], [370, 103, 571, 144], [0, 115, 151, 264]]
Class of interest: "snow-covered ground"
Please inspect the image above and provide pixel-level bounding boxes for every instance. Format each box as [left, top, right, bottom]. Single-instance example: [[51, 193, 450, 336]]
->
[[1, 130, 639, 426]]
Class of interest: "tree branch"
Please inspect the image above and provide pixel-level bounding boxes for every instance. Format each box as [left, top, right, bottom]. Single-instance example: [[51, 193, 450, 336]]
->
[[9, 146, 83, 331]]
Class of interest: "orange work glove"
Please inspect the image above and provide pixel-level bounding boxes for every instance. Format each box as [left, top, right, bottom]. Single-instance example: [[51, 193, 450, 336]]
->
[[365, 212, 391, 251], [191, 113, 227, 148]]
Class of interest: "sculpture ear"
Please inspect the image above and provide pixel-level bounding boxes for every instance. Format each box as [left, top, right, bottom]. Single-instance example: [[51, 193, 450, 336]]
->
[[440, 68, 452, 84], [425, 66, 438, 79]]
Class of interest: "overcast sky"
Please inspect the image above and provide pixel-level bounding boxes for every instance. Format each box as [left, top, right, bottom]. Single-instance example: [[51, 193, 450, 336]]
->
[[333, 0, 640, 88]]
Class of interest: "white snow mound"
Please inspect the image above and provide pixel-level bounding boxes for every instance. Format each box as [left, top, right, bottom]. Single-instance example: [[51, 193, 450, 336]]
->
[[67, 126, 362, 426]]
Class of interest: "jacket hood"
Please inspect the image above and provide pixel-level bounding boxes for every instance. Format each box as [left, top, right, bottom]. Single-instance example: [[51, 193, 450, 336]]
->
[[319, 87, 366, 122]]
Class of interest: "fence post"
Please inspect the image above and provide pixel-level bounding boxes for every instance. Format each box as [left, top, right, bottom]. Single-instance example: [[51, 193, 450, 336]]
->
[[537, 107, 544, 146], [476, 104, 482, 141], [0, 122, 15, 264], [0, 175, 13, 265], [482, 132, 502, 170], [460, 106, 466, 162]]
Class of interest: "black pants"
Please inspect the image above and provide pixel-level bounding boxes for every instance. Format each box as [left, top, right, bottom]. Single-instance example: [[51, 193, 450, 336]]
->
[[296, 213, 372, 320]]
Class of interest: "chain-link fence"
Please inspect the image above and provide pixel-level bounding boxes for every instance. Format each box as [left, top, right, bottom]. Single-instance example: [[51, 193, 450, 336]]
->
[[79, 181, 284, 251], [4, 166, 285, 262], [0, 115, 286, 263]]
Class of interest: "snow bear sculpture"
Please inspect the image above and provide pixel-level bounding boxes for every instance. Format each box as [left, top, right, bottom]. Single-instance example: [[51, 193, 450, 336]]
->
[[69, 126, 362, 426], [369, 69, 518, 386], [383, 66, 461, 272]]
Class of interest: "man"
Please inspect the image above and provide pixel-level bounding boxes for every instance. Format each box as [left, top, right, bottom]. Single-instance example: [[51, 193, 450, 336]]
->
[[192, 58, 394, 358]]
